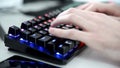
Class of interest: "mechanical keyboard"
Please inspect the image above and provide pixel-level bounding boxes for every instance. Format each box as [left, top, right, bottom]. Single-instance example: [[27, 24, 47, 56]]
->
[[4, 2, 86, 65]]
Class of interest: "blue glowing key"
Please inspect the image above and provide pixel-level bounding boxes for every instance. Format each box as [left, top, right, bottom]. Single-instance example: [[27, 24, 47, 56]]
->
[[29, 33, 42, 44], [37, 36, 52, 47]]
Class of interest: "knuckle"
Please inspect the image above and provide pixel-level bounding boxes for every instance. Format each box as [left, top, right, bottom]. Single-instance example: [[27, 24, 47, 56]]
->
[[90, 2, 101, 7], [67, 13, 76, 21], [67, 8, 77, 13], [67, 29, 75, 37]]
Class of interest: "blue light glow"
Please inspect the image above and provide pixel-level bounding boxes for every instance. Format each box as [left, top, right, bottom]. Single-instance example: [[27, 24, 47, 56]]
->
[[9, 34, 12, 36], [56, 52, 61, 55], [9, 60, 15, 62], [59, 44, 63, 48], [64, 53, 68, 57], [20, 61, 25, 63], [9, 34, 20, 38], [69, 49, 73, 53], [38, 46, 44, 52], [14, 35, 79, 59], [30, 61, 35, 64], [55, 52, 63, 59], [52, 39, 56, 42], [29, 42, 35, 48], [21, 29, 24, 31], [20, 38, 26, 43], [20, 38, 29, 43], [20, 38, 24, 41]]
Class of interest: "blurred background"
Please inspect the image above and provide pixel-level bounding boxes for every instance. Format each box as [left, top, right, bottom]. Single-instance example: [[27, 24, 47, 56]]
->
[[0, 0, 120, 10]]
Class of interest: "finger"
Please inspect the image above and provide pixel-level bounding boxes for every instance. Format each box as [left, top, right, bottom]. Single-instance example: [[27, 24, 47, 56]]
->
[[76, 2, 92, 10], [84, 3, 97, 11], [83, 2, 120, 16], [57, 8, 77, 17], [51, 13, 92, 30], [57, 7, 103, 23], [58, 8, 95, 18], [49, 27, 90, 42]]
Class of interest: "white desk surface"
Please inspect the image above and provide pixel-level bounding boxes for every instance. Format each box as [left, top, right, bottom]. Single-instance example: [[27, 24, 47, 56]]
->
[[0, 1, 120, 68]]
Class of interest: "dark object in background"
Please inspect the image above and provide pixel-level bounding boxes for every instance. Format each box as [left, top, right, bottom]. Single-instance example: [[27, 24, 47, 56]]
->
[[59, 0, 73, 3], [23, 0, 73, 4], [0, 23, 5, 41], [22, 0, 74, 17]]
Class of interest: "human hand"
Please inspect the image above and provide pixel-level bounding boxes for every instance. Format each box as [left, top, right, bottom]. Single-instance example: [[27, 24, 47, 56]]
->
[[77, 2, 120, 16], [49, 8, 120, 61], [77, 2, 120, 21]]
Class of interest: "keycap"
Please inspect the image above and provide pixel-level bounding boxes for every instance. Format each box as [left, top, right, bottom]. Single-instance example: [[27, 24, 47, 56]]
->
[[34, 25, 42, 30], [44, 13, 51, 19], [20, 61, 28, 68], [38, 30, 47, 35], [39, 24, 47, 28], [64, 40, 75, 49], [57, 44, 69, 54], [46, 39, 56, 54], [37, 36, 52, 47], [9, 60, 19, 67], [28, 28, 37, 33], [20, 29, 31, 40], [29, 33, 42, 44], [38, 16, 45, 21], [29, 20, 37, 26], [8, 26, 20, 36], [44, 22, 50, 26], [33, 18, 41, 23], [21, 21, 31, 29], [27, 62, 37, 68]]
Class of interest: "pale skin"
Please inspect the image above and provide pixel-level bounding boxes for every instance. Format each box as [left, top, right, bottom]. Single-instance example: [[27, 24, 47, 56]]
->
[[49, 2, 120, 61]]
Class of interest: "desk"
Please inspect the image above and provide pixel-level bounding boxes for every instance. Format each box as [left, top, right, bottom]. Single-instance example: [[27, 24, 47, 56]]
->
[[0, 1, 120, 68]]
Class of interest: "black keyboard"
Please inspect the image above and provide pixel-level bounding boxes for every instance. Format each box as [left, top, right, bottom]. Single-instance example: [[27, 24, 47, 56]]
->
[[4, 2, 86, 65]]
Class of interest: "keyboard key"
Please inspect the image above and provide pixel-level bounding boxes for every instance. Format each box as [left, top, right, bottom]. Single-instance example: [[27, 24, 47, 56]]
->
[[28, 28, 37, 33], [39, 24, 47, 28], [34, 25, 42, 30], [33, 18, 41, 23], [57, 44, 69, 55], [20, 29, 31, 40], [47, 39, 56, 54], [29, 20, 37, 26], [8, 26, 20, 36], [37, 36, 52, 47], [21, 21, 31, 29], [38, 16, 45, 21], [29, 33, 42, 44], [44, 28, 49, 32], [38, 30, 47, 35], [44, 13, 51, 19], [64, 40, 75, 49]]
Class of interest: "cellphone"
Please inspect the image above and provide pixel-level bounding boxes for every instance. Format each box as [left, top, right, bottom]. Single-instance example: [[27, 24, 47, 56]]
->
[[0, 55, 60, 68]]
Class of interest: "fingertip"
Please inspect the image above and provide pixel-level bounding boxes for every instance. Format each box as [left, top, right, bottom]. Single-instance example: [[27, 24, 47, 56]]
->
[[49, 27, 54, 33], [49, 27, 59, 35]]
